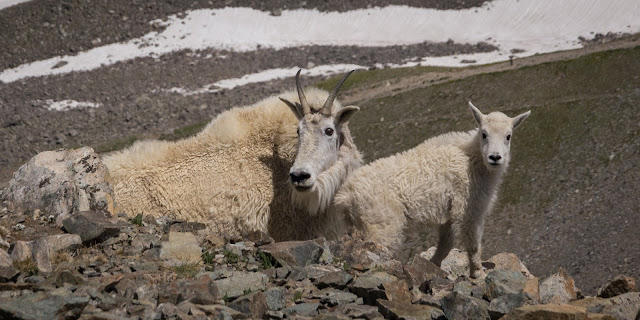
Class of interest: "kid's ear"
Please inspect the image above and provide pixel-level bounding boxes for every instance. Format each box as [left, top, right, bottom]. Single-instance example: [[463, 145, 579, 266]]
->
[[335, 105, 359, 125], [512, 110, 531, 130], [280, 97, 303, 120], [468, 101, 485, 125]]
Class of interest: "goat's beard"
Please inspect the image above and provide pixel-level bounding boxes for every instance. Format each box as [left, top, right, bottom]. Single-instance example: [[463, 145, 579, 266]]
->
[[291, 170, 340, 216]]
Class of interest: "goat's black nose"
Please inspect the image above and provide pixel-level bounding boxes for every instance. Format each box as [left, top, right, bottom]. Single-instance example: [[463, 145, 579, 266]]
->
[[290, 172, 311, 183], [489, 154, 502, 162]]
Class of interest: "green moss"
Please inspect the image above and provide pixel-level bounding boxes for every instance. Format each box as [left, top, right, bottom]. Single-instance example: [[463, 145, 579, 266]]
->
[[94, 135, 139, 153]]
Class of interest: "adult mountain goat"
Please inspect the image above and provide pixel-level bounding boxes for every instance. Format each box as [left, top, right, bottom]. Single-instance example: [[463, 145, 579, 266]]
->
[[103, 70, 361, 241], [333, 102, 530, 278]]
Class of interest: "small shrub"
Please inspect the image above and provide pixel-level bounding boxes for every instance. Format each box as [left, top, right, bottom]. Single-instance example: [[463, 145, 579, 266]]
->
[[294, 291, 303, 301], [223, 292, 230, 303], [129, 214, 143, 226], [342, 262, 351, 271], [257, 250, 278, 269], [202, 251, 215, 264], [171, 262, 200, 279], [223, 250, 241, 264], [14, 258, 38, 276], [243, 288, 252, 295]]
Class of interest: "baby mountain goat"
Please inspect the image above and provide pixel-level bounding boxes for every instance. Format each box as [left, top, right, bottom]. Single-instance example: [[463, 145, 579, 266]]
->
[[334, 102, 530, 278], [103, 70, 361, 241]]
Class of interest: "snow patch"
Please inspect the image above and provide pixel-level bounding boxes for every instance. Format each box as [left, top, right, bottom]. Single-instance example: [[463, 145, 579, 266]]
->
[[0, 0, 32, 10], [1, 0, 639, 83], [166, 64, 364, 96], [45, 100, 101, 111]]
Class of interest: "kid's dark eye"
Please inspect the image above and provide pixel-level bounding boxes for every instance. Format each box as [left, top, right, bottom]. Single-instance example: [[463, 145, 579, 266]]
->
[[482, 132, 487, 139], [296, 128, 299, 135], [325, 128, 334, 136], [506, 134, 511, 141]]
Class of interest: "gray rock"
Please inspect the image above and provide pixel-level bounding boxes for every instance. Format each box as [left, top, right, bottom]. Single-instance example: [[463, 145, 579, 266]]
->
[[24, 275, 45, 283], [265, 310, 285, 319], [1, 147, 114, 226], [441, 291, 490, 320], [159, 231, 202, 265], [339, 303, 383, 320], [349, 271, 398, 305], [597, 275, 637, 298], [159, 275, 220, 305], [9, 241, 31, 262], [453, 278, 486, 299], [212, 271, 268, 299], [264, 287, 286, 311], [421, 247, 469, 279], [485, 270, 528, 301], [229, 291, 268, 319], [282, 302, 320, 317], [0, 287, 89, 319], [382, 279, 412, 303], [0, 235, 9, 251], [571, 292, 640, 320], [246, 230, 274, 246], [48, 266, 85, 287], [169, 221, 206, 232], [62, 210, 120, 243], [484, 253, 534, 279], [0, 249, 12, 268], [30, 237, 52, 273], [261, 240, 324, 268], [377, 299, 446, 320], [45, 234, 82, 256], [423, 276, 455, 301], [488, 293, 532, 319], [316, 270, 353, 289], [0, 267, 20, 282], [539, 268, 579, 304], [501, 304, 588, 320], [291, 264, 342, 281], [313, 288, 358, 306], [404, 253, 449, 289]]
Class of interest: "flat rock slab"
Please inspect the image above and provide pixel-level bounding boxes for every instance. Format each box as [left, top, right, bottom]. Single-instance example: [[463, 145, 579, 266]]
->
[[0, 288, 89, 320], [502, 303, 588, 320], [62, 210, 120, 243], [260, 240, 324, 268], [211, 271, 268, 300], [441, 291, 490, 320], [485, 269, 528, 301], [159, 231, 202, 264], [377, 299, 445, 320]]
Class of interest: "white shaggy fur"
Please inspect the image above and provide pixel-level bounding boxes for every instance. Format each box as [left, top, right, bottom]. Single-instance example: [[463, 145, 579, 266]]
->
[[103, 87, 360, 241], [333, 102, 530, 278]]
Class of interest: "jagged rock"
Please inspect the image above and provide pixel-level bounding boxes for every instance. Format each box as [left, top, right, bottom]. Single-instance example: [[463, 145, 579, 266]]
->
[[488, 293, 533, 319], [9, 241, 31, 262], [382, 279, 412, 303], [484, 253, 534, 278], [0, 236, 9, 251], [485, 270, 528, 301], [0, 287, 89, 319], [159, 275, 220, 305], [159, 231, 202, 265], [313, 288, 358, 306], [246, 230, 274, 246], [169, 221, 206, 233], [404, 253, 449, 289], [48, 265, 85, 287], [329, 232, 393, 267], [158, 302, 179, 319], [377, 299, 445, 320], [229, 291, 268, 319], [339, 303, 383, 320], [261, 240, 324, 268], [282, 302, 320, 317], [265, 310, 285, 319], [421, 247, 469, 279], [211, 271, 268, 299], [29, 237, 52, 273], [62, 210, 120, 243], [45, 234, 82, 256], [571, 292, 640, 320], [502, 303, 587, 320], [349, 271, 398, 305], [423, 276, 455, 300], [441, 291, 490, 320], [1, 147, 114, 226], [539, 268, 579, 304], [453, 278, 486, 299], [522, 276, 540, 302], [316, 270, 353, 289], [0, 249, 12, 268], [264, 287, 286, 311], [0, 267, 20, 283], [290, 264, 342, 281], [597, 275, 637, 298]]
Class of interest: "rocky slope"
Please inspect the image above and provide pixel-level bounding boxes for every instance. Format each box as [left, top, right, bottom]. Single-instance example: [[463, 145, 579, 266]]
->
[[0, 148, 639, 320]]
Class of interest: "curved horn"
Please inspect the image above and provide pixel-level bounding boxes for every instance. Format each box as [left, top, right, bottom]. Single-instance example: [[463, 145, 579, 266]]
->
[[295, 69, 311, 115], [321, 70, 354, 116]]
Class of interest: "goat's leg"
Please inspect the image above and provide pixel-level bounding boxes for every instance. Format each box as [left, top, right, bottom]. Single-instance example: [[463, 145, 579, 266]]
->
[[463, 218, 486, 279], [430, 221, 454, 267]]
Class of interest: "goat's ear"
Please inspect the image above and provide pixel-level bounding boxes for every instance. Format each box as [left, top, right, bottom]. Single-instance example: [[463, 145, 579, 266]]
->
[[335, 105, 359, 125], [512, 110, 531, 130], [280, 97, 303, 120], [468, 101, 484, 125]]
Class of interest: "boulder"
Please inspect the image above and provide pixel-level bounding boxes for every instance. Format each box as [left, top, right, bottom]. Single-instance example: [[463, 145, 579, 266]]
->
[[349, 271, 398, 305], [264, 287, 286, 311], [382, 279, 412, 303], [62, 210, 120, 243], [316, 270, 353, 289], [0, 249, 12, 268], [158, 275, 220, 305], [502, 303, 587, 320], [484, 270, 528, 301], [488, 293, 533, 319], [377, 299, 445, 320], [441, 291, 490, 320], [282, 302, 320, 318], [484, 253, 534, 278], [45, 234, 82, 256], [403, 253, 448, 289], [539, 268, 579, 304], [1, 147, 114, 226], [0, 287, 89, 319], [229, 291, 268, 319], [260, 240, 324, 268], [421, 247, 469, 279], [571, 292, 640, 320], [211, 271, 268, 300], [597, 275, 636, 298]]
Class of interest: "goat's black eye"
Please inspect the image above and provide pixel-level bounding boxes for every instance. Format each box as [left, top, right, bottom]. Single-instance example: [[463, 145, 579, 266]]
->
[[296, 128, 299, 135], [482, 132, 487, 139], [325, 128, 334, 136], [506, 134, 511, 141]]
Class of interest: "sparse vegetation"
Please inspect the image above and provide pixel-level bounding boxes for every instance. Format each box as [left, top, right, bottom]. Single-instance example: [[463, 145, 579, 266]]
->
[[256, 250, 277, 269], [223, 249, 241, 264], [202, 250, 216, 265], [129, 214, 143, 227], [13, 258, 38, 276], [243, 288, 252, 295], [171, 262, 200, 279], [294, 290, 303, 301]]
